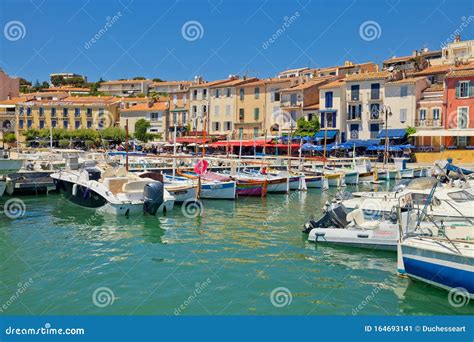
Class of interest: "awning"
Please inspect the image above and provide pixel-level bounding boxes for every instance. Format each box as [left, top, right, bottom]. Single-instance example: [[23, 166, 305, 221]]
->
[[314, 129, 339, 139], [412, 129, 474, 137], [377, 129, 407, 139], [175, 137, 213, 144], [208, 140, 270, 148]]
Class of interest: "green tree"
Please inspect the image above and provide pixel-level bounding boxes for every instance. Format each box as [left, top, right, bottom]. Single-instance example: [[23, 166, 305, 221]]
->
[[406, 126, 416, 136], [101, 127, 126, 144], [3, 133, 16, 144], [134, 119, 153, 142], [58, 139, 70, 148], [152, 78, 164, 82], [294, 117, 320, 137], [133, 76, 146, 80]]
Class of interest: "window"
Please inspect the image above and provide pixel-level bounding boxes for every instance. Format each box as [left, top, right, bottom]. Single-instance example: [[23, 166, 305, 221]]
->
[[19, 119, 24, 129], [214, 106, 220, 116], [150, 112, 160, 122], [370, 123, 380, 139], [27, 119, 32, 128], [400, 86, 408, 97], [239, 108, 244, 120], [348, 104, 362, 120], [239, 88, 244, 100], [203, 89, 207, 99], [419, 108, 427, 121], [254, 127, 259, 137], [350, 85, 360, 101], [325, 91, 333, 108], [26, 107, 31, 116], [51, 120, 57, 128], [400, 108, 407, 123], [226, 88, 231, 97], [225, 105, 231, 116], [458, 107, 468, 128], [349, 124, 359, 139], [19, 107, 24, 115], [224, 121, 232, 130], [370, 103, 380, 119], [75, 121, 80, 129], [456, 81, 470, 98], [274, 91, 280, 101], [290, 94, 297, 106], [63, 120, 68, 129], [39, 107, 44, 117], [432, 108, 440, 121], [182, 112, 187, 124], [239, 127, 244, 137], [51, 108, 56, 117], [253, 108, 259, 121], [370, 83, 380, 100], [215, 89, 220, 98], [213, 122, 220, 131], [86, 108, 92, 117], [255, 87, 260, 99], [193, 89, 198, 100], [87, 121, 92, 128], [39, 120, 45, 129]]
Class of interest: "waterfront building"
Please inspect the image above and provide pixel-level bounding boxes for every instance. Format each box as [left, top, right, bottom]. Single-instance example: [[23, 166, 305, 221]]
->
[[318, 79, 346, 143], [168, 86, 190, 137], [42, 86, 90, 95], [208, 77, 258, 137], [234, 79, 266, 139], [413, 83, 445, 149], [0, 69, 19, 101], [277, 67, 309, 79], [98, 79, 152, 97], [443, 64, 474, 147], [343, 71, 393, 140], [413, 64, 452, 84], [263, 77, 296, 135], [119, 101, 168, 139], [14, 94, 120, 144], [188, 78, 230, 133], [383, 49, 442, 72], [149, 81, 191, 94], [441, 36, 474, 65]]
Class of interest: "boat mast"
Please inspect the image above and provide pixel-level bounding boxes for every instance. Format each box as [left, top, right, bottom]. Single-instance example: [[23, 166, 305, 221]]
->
[[125, 119, 129, 171], [172, 124, 177, 179]]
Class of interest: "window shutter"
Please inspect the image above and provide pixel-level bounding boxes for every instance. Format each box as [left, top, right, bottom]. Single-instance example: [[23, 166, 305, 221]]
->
[[456, 82, 460, 98], [321, 113, 325, 128], [332, 112, 336, 127], [470, 81, 474, 97]]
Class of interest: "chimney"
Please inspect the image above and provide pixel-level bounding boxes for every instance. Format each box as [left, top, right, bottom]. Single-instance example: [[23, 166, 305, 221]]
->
[[344, 61, 353, 67], [455, 34, 461, 42]]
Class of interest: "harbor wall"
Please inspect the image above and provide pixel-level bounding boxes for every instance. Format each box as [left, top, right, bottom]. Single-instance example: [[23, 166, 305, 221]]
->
[[415, 149, 474, 164]]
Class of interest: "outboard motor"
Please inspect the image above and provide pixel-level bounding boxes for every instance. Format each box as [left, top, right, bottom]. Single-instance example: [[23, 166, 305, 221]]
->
[[302, 202, 349, 233], [143, 182, 164, 215]]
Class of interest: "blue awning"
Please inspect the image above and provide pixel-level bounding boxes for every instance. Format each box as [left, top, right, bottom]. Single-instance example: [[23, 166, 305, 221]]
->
[[377, 129, 407, 139], [345, 139, 380, 148], [314, 130, 338, 139]]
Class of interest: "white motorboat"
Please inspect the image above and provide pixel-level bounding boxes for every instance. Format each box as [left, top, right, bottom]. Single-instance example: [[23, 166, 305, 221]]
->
[[51, 165, 175, 215], [341, 177, 474, 221]]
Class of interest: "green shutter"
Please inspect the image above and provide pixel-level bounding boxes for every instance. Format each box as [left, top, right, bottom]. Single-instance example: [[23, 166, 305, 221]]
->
[[254, 108, 259, 120], [470, 81, 474, 97], [456, 82, 461, 98]]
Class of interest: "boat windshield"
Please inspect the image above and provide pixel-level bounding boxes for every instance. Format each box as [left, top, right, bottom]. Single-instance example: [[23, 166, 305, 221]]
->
[[447, 190, 474, 202]]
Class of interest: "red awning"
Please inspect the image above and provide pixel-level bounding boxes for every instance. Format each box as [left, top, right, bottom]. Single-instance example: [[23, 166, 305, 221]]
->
[[175, 137, 213, 144]]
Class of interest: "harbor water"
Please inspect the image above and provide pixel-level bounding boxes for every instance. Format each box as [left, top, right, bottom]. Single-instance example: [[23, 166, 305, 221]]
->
[[1, 183, 472, 315]]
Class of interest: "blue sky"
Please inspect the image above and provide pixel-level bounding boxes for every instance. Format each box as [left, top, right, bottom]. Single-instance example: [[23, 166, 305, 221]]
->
[[0, 0, 473, 83]]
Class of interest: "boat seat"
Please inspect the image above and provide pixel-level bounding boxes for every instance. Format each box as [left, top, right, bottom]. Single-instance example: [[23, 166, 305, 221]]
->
[[116, 167, 128, 177], [122, 180, 152, 193], [103, 177, 129, 195], [346, 209, 379, 230], [100, 167, 116, 181]]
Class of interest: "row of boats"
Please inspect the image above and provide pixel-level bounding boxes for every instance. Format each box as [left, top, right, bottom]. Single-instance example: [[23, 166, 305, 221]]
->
[[303, 159, 474, 301]]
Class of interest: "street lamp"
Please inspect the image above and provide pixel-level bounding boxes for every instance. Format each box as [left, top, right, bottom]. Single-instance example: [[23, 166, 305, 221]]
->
[[379, 104, 392, 166]]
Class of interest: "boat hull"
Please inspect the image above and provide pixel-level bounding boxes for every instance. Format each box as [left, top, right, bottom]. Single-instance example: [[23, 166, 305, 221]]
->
[[200, 181, 236, 199], [401, 243, 474, 297]]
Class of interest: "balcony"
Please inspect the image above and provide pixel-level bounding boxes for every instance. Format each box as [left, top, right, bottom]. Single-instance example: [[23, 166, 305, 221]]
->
[[346, 113, 362, 121], [415, 119, 442, 128]]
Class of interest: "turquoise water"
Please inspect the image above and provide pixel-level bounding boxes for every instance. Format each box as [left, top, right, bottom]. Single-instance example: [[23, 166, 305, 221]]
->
[[0, 184, 472, 315]]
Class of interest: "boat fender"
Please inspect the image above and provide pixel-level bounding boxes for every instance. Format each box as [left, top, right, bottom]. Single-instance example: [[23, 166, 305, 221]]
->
[[72, 184, 78, 196], [143, 182, 164, 215]]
